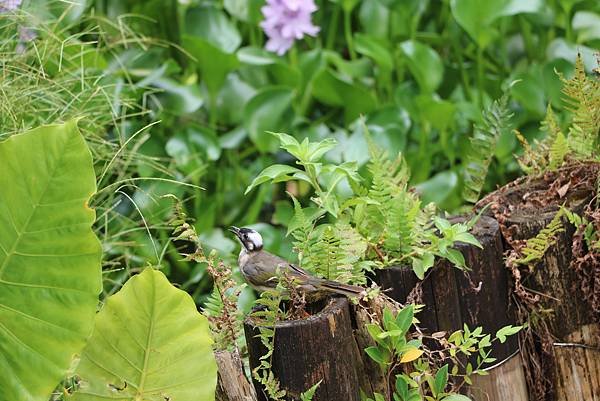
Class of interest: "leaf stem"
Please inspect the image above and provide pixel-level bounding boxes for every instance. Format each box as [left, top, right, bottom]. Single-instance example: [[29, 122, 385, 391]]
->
[[476, 45, 484, 107], [343, 10, 356, 60], [326, 5, 341, 50]]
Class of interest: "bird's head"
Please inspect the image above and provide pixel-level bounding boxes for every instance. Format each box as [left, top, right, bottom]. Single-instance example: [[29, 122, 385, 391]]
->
[[229, 226, 263, 252]]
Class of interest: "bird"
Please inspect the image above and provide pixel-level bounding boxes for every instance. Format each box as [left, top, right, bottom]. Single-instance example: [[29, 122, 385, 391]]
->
[[229, 226, 366, 299]]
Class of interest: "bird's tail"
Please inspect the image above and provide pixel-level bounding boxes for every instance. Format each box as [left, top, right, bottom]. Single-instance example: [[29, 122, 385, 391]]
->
[[317, 279, 367, 298]]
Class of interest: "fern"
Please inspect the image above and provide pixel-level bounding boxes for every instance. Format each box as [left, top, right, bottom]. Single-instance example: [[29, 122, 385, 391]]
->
[[251, 286, 288, 401], [367, 145, 410, 207], [514, 210, 564, 266], [463, 94, 513, 203], [335, 222, 369, 284], [560, 54, 600, 158], [300, 380, 322, 401], [204, 286, 224, 318], [514, 130, 542, 175], [541, 104, 562, 144], [548, 131, 568, 170], [384, 194, 421, 256], [310, 225, 344, 281]]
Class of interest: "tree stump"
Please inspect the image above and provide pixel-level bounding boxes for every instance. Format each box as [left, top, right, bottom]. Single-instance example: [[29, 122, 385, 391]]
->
[[215, 349, 258, 401], [374, 216, 528, 401], [244, 297, 361, 401], [499, 206, 599, 401], [477, 165, 600, 401], [467, 353, 529, 401]]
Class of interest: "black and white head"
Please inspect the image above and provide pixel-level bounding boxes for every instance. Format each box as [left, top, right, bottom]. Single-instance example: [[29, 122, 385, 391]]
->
[[229, 226, 263, 252]]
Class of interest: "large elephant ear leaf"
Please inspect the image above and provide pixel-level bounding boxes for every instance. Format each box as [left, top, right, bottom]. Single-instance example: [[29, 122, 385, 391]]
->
[[72, 268, 217, 401], [0, 121, 102, 401]]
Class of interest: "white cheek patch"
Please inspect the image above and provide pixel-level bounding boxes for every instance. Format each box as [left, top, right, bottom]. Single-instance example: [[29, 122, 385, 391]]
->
[[247, 231, 263, 248]]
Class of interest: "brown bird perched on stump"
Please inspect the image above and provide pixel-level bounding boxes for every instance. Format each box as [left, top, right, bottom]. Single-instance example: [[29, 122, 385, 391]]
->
[[229, 226, 366, 298]]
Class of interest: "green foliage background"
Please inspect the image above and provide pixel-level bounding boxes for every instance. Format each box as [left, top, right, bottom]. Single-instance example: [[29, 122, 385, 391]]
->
[[3, 0, 599, 309]]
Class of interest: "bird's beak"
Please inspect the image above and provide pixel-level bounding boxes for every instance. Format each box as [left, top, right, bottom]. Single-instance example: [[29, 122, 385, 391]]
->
[[228, 226, 240, 238]]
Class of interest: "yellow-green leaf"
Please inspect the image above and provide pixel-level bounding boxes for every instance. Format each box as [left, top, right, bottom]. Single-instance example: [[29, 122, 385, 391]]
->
[[72, 268, 217, 401], [400, 348, 424, 363], [0, 121, 101, 401]]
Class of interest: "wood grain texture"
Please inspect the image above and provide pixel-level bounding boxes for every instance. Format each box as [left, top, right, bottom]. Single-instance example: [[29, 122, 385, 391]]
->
[[553, 325, 600, 401], [244, 297, 360, 401], [468, 353, 529, 401], [215, 349, 258, 401]]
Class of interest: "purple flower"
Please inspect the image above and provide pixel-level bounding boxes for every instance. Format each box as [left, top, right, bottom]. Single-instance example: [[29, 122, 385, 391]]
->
[[261, 0, 320, 55], [0, 0, 22, 12]]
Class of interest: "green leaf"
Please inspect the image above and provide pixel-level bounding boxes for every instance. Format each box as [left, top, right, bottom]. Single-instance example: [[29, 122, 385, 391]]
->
[[0, 121, 101, 401], [416, 170, 459, 209], [224, 0, 263, 23], [454, 232, 482, 248], [237, 46, 279, 65], [365, 346, 388, 365], [451, 0, 543, 48], [395, 376, 409, 400], [185, 5, 241, 53], [300, 380, 322, 401], [312, 68, 377, 124], [399, 40, 443, 93], [182, 35, 239, 99], [366, 323, 384, 342], [355, 34, 393, 71], [244, 87, 295, 153], [72, 269, 217, 401], [246, 165, 304, 194], [573, 11, 600, 42], [433, 364, 449, 397], [395, 305, 414, 334], [412, 257, 426, 280], [495, 325, 522, 344], [446, 248, 466, 269]]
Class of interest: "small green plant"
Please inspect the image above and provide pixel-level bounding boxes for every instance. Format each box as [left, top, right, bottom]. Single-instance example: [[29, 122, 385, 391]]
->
[[515, 55, 600, 174], [512, 209, 565, 266], [250, 284, 289, 400], [248, 131, 481, 280], [363, 306, 522, 401], [462, 93, 513, 204]]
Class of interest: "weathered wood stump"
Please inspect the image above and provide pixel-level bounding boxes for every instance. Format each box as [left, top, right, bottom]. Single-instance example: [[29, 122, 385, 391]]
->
[[374, 215, 528, 401], [477, 164, 600, 401], [244, 297, 361, 401], [467, 353, 529, 401], [215, 349, 258, 401]]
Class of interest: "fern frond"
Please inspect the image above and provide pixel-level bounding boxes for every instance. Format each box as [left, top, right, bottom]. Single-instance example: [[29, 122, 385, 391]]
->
[[335, 222, 368, 284], [514, 210, 564, 265], [384, 194, 421, 255], [540, 104, 561, 144], [289, 195, 321, 269], [514, 130, 543, 175], [548, 132, 568, 170], [309, 225, 343, 280], [203, 286, 224, 318], [463, 94, 513, 203], [367, 146, 410, 207], [560, 54, 600, 158]]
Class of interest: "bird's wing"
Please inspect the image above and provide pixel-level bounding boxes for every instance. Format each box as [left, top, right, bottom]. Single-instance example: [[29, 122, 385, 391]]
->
[[246, 251, 312, 284]]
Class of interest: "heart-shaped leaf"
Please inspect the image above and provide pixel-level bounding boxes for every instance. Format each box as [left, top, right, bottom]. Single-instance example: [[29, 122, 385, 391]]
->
[[72, 268, 217, 401], [0, 121, 101, 401]]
